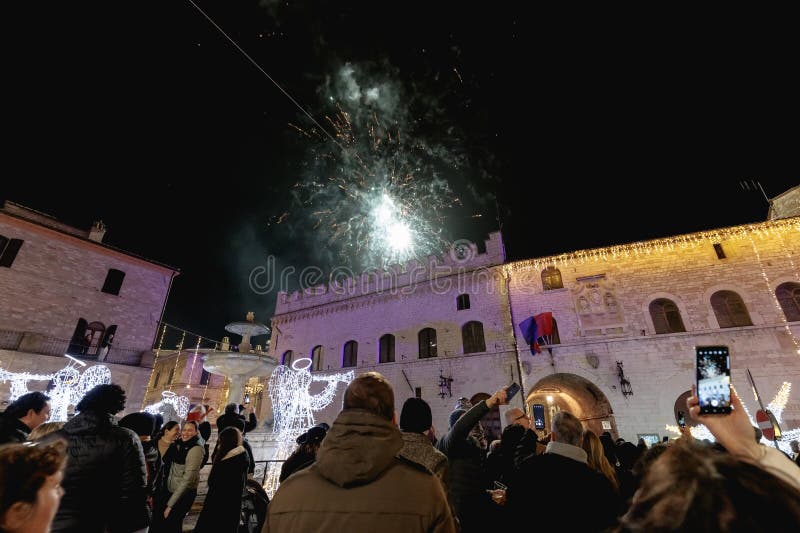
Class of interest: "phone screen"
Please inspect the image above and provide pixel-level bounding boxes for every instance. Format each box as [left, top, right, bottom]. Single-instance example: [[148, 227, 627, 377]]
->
[[506, 382, 520, 401], [532, 404, 545, 429], [695, 345, 731, 414]]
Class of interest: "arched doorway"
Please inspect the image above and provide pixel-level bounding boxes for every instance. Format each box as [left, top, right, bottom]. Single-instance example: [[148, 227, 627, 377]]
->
[[525, 373, 617, 439]]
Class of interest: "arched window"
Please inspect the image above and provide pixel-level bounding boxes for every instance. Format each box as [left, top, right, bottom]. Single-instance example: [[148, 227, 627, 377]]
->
[[457, 294, 470, 310], [85, 321, 105, 356], [776, 282, 800, 322], [462, 321, 486, 354], [311, 346, 323, 371], [710, 290, 753, 328], [281, 350, 294, 366], [541, 266, 563, 290], [649, 298, 686, 334], [418, 328, 437, 358], [379, 334, 395, 363], [342, 341, 358, 368], [67, 318, 89, 356]]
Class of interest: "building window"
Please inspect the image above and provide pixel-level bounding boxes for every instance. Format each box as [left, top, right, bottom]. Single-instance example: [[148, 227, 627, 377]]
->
[[462, 321, 486, 354], [200, 369, 209, 385], [101, 268, 126, 295], [167, 367, 175, 384], [153, 371, 160, 388], [418, 328, 437, 358], [311, 346, 323, 371], [710, 290, 753, 328], [541, 266, 563, 290], [457, 294, 470, 310], [649, 298, 686, 334], [0, 237, 23, 268], [342, 341, 358, 368], [67, 318, 89, 356], [415, 387, 422, 398], [379, 334, 395, 363], [281, 350, 294, 366], [713, 243, 726, 259], [776, 282, 800, 322]]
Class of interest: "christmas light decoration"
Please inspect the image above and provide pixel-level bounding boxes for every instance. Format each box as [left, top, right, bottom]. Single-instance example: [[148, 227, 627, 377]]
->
[[49, 363, 112, 422], [169, 331, 187, 392], [0, 368, 54, 401], [144, 390, 190, 423], [143, 323, 168, 410], [263, 358, 354, 497], [504, 218, 800, 273]]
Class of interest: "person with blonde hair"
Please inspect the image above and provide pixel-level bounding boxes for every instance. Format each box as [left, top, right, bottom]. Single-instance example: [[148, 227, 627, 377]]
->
[[27, 421, 65, 442], [581, 430, 619, 492], [0, 439, 67, 533]]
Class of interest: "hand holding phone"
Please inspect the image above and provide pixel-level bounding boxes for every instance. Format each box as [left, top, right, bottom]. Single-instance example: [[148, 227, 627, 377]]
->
[[505, 382, 520, 402], [695, 345, 731, 415]]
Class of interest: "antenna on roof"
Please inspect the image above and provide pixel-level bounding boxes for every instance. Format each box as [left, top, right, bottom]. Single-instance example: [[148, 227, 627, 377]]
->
[[739, 179, 770, 204]]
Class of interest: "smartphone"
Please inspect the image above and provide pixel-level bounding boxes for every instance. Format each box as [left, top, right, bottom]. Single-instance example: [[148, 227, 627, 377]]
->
[[505, 382, 520, 401], [676, 410, 686, 428], [695, 345, 731, 414], [532, 403, 545, 429]]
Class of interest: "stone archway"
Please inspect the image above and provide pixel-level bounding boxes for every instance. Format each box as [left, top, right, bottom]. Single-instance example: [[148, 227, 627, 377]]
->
[[525, 373, 617, 439]]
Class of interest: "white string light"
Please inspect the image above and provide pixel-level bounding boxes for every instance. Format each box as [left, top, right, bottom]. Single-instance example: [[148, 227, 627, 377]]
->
[[0, 368, 54, 401], [263, 358, 353, 497], [144, 390, 190, 422]]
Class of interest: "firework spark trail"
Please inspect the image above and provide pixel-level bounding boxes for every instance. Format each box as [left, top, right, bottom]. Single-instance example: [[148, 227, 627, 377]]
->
[[281, 63, 467, 271]]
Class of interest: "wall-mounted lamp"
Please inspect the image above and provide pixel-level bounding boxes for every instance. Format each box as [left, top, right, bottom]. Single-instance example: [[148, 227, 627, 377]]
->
[[438, 374, 454, 399], [616, 361, 633, 397]]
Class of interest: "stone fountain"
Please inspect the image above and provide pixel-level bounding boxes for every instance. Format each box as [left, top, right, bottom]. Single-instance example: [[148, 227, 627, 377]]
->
[[202, 312, 278, 406]]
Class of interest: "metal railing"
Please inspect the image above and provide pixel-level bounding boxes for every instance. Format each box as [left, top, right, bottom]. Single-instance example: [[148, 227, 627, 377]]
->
[[0, 328, 145, 367]]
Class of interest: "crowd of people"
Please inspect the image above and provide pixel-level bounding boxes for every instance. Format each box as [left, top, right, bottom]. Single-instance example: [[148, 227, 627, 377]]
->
[[2, 376, 800, 532]]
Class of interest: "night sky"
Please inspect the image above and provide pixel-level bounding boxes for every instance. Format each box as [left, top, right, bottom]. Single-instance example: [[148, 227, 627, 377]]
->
[[4, 2, 798, 340]]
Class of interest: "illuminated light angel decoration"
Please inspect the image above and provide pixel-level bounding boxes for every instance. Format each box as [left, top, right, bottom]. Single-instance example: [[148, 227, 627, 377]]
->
[[144, 390, 190, 423], [264, 358, 354, 497], [0, 368, 54, 401], [665, 382, 799, 456], [48, 360, 112, 422]]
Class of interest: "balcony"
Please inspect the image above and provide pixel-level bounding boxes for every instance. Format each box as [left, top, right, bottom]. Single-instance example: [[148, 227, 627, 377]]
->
[[0, 328, 145, 367]]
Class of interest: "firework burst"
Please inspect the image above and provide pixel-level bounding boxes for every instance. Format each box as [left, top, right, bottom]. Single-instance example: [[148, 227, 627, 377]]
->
[[277, 63, 467, 271]]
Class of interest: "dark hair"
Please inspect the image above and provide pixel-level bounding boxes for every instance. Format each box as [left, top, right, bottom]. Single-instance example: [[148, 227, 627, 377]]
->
[[75, 384, 126, 415], [617, 439, 800, 532], [0, 439, 67, 515], [399, 397, 432, 433], [343, 372, 394, 420], [119, 412, 156, 437], [213, 427, 242, 464], [155, 420, 180, 441], [4, 392, 50, 419], [224, 403, 238, 415]]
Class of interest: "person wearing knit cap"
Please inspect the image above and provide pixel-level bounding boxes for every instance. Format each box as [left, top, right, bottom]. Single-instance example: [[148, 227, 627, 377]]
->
[[398, 398, 449, 496], [436, 387, 509, 533], [120, 411, 161, 509]]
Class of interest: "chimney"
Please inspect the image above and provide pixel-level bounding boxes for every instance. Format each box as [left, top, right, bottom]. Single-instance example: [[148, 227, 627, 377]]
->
[[88, 220, 107, 243]]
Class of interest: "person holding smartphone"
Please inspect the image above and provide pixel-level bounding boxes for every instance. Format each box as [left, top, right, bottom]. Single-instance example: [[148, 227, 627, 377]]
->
[[687, 385, 800, 490]]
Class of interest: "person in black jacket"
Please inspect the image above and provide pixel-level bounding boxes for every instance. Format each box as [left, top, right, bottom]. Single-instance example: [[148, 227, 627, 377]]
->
[[0, 391, 51, 444], [193, 426, 250, 533], [48, 384, 149, 533]]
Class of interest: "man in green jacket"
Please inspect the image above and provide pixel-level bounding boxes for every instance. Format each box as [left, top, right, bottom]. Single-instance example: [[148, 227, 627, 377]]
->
[[265, 371, 455, 533]]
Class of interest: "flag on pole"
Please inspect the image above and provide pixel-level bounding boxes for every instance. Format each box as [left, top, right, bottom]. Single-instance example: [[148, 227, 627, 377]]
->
[[519, 312, 554, 355]]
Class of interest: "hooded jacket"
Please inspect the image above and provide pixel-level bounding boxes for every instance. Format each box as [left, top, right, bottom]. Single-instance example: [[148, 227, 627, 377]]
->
[[49, 410, 149, 533], [264, 408, 455, 533]]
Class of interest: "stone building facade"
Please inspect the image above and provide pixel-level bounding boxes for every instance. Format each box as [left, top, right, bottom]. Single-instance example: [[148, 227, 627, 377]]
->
[[265, 210, 800, 444], [0, 201, 179, 413]]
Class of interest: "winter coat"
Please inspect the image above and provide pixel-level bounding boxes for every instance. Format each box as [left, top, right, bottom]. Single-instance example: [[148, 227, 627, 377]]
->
[[265, 408, 455, 533], [436, 399, 492, 531], [49, 410, 149, 533], [193, 445, 249, 533], [0, 413, 30, 444], [279, 446, 317, 482], [165, 436, 204, 508], [399, 431, 449, 491]]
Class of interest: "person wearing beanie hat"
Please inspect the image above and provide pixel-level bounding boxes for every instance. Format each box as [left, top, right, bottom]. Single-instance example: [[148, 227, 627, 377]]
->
[[119, 412, 161, 509], [436, 387, 509, 533], [398, 397, 449, 496], [281, 423, 329, 481]]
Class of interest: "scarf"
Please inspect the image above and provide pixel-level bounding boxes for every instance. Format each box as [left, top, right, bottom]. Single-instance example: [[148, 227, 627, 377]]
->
[[172, 435, 200, 464]]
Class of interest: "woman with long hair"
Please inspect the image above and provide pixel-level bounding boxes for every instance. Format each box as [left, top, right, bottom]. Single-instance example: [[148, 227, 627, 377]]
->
[[192, 426, 249, 533], [155, 421, 180, 460], [151, 421, 204, 533], [0, 440, 67, 533], [581, 430, 619, 492]]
